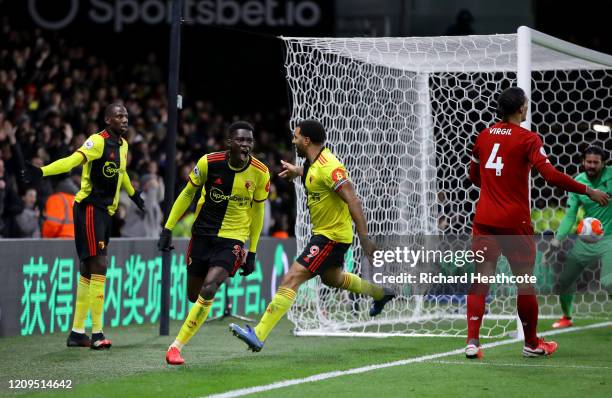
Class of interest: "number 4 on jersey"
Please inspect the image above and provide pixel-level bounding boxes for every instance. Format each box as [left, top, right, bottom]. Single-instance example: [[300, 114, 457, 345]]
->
[[485, 143, 504, 176]]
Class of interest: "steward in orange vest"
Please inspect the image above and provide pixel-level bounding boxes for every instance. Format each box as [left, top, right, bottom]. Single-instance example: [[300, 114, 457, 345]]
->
[[42, 178, 77, 238]]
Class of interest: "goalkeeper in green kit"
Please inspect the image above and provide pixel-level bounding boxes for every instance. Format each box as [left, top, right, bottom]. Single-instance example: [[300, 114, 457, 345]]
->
[[549, 145, 611, 328]]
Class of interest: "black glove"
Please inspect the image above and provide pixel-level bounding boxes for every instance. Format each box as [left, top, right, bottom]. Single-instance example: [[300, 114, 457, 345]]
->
[[240, 252, 256, 276], [130, 189, 145, 212], [157, 228, 174, 252], [20, 163, 43, 184]]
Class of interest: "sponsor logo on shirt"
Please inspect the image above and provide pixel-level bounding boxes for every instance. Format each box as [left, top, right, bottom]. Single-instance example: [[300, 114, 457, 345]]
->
[[308, 192, 321, 202], [102, 161, 122, 178], [209, 187, 250, 205]]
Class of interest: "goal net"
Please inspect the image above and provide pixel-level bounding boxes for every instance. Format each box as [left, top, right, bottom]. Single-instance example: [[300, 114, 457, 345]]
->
[[282, 27, 612, 337]]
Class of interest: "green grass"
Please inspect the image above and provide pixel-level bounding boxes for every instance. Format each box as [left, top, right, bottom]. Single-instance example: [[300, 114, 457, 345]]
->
[[1, 319, 611, 397]]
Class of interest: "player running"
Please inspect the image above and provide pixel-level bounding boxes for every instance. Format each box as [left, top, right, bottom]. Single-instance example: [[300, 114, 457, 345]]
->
[[465, 87, 609, 359], [21, 102, 145, 349], [159, 121, 270, 365], [229, 119, 394, 352], [549, 145, 611, 328]]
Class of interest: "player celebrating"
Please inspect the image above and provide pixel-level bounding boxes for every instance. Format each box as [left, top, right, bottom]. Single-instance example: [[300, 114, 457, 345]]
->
[[159, 121, 270, 365], [466, 87, 609, 359], [21, 103, 145, 349], [229, 119, 394, 352], [550, 145, 611, 328]]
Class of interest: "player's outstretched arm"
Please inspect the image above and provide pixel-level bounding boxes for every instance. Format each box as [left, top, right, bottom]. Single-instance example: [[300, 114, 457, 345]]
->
[[529, 136, 609, 205], [336, 181, 376, 264], [21, 152, 85, 184], [23, 134, 104, 183], [536, 162, 609, 206], [278, 160, 303, 180]]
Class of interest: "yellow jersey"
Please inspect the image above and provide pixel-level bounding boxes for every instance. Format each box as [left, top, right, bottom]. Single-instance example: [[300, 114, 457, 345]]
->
[[188, 152, 270, 243], [302, 148, 352, 243], [74, 130, 129, 215]]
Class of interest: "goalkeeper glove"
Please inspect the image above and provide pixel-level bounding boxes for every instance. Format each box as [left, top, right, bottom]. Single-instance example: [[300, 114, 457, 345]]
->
[[240, 252, 256, 276], [20, 162, 43, 184], [157, 228, 174, 252], [130, 190, 146, 212]]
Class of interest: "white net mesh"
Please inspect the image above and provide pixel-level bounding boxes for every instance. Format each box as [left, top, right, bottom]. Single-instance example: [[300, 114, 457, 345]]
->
[[283, 31, 612, 337]]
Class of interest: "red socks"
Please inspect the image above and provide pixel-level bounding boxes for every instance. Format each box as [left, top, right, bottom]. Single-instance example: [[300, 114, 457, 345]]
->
[[517, 294, 539, 347], [466, 294, 486, 342]]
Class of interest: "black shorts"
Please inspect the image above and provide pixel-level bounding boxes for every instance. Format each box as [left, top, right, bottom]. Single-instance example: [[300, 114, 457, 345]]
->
[[296, 235, 351, 275], [186, 235, 245, 278], [73, 202, 112, 261]]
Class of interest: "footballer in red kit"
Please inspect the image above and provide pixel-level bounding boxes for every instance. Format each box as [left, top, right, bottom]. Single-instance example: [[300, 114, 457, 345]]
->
[[465, 87, 609, 360]]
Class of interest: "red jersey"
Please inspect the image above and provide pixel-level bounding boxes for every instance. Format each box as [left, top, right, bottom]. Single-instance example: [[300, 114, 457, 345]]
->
[[470, 121, 585, 228]]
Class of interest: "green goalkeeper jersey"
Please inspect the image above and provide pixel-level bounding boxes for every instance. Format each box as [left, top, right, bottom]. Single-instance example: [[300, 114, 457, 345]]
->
[[557, 166, 612, 240]]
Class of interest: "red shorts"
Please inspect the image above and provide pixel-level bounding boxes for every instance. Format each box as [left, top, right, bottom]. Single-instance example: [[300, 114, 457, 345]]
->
[[471, 222, 535, 275]]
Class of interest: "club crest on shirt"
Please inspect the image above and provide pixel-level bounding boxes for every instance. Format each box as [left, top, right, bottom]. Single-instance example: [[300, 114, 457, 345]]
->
[[245, 180, 253, 190]]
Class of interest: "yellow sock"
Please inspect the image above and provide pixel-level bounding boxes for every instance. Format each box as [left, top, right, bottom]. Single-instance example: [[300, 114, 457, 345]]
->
[[90, 274, 106, 334], [254, 287, 296, 341], [72, 276, 90, 333], [172, 296, 213, 350], [340, 272, 384, 300]]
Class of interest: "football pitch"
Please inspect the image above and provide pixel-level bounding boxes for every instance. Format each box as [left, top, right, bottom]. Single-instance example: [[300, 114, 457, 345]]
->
[[1, 319, 611, 397]]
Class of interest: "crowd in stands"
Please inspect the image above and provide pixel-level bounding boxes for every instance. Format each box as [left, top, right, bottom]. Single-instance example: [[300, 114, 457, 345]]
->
[[0, 21, 295, 239]]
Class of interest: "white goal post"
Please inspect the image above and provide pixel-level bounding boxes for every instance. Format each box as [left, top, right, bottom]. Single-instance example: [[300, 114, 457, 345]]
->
[[282, 27, 612, 338]]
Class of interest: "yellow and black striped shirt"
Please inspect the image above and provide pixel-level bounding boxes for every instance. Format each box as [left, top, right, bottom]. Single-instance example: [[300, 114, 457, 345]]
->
[[187, 152, 270, 242], [74, 130, 130, 215]]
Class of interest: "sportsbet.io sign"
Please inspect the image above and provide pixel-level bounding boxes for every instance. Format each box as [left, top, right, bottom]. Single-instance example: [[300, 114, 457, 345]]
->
[[28, 0, 323, 32]]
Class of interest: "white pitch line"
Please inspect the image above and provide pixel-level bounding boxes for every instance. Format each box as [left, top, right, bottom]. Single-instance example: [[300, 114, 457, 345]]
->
[[203, 321, 612, 398], [430, 360, 612, 371]]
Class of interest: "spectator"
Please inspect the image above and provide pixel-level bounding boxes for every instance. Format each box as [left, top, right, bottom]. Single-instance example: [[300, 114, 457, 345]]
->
[[0, 21, 295, 238], [14, 187, 40, 237], [0, 158, 22, 237], [445, 9, 475, 36], [119, 173, 162, 238]]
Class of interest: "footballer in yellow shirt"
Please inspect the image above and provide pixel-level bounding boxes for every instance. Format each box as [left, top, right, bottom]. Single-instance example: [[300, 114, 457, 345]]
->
[[229, 119, 395, 352], [159, 121, 270, 365], [21, 103, 145, 350]]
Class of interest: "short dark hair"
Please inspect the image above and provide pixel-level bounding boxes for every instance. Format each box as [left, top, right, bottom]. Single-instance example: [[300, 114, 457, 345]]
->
[[105, 102, 125, 118], [496, 87, 526, 119], [228, 121, 254, 137], [583, 145, 606, 160], [297, 119, 326, 144]]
